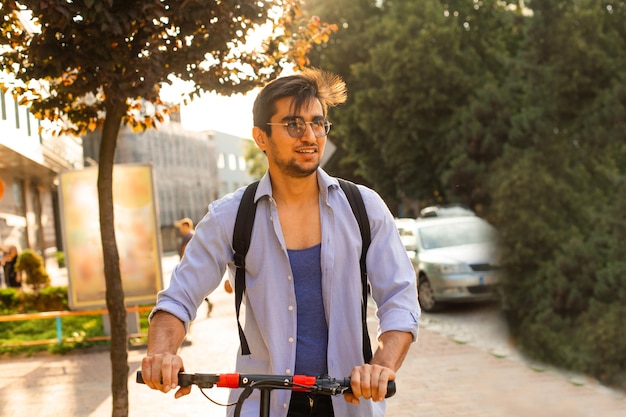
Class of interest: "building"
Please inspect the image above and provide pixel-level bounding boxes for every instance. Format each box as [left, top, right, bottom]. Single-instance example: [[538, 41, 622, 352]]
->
[[1, 85, 255, 287], [83, 112, 223, 253], [0, 89, 83, 270], [213, 131, 255, 197]]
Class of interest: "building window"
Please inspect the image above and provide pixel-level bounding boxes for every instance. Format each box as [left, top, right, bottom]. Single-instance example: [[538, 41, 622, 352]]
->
[[4, 91, 16, 127], [14, 99, 20, 129], [1, 90, 6, 120], [238, 156, 247, 171], [25, 108, 32, 136], [220, 181, 228, 197], [217, 153, 225, 169], [228, 154, 237, 171], [12, 180, 25, 216]]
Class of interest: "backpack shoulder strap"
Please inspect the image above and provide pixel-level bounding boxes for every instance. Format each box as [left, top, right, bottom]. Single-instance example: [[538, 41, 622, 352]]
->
[[233, 180, 259, 356], [338, 179, 373, 363], [232, 179, 373, 363]]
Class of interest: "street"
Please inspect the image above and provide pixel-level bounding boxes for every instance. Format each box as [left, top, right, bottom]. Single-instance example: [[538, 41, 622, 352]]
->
[[420, 301, 520, 360], [1, 280, 625, 417]]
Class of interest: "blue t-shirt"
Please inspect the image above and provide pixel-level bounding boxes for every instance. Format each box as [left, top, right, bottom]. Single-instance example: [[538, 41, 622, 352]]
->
[[287, 243, 328, 376]]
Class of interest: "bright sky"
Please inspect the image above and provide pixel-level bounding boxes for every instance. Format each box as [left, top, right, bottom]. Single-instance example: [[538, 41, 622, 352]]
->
[[178, 91, 259, 138], [159, 19, 287, 139], [158, 14, 301, 139]]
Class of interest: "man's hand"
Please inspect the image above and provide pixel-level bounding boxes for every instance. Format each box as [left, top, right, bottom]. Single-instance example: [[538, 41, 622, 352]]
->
[[142, 311, 189, 398], [141, 353, 191, 398], [344, 363, 395, 405], [344, 330, 413, 405]]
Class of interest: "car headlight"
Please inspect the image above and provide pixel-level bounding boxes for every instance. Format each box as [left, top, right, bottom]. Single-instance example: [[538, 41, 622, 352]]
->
[[437, 264, 472, 274]]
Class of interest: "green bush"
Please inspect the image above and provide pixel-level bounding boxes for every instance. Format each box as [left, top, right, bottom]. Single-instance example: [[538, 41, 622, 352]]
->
[[0, 286, 153, 355], [0, 286, 68, 313], [32, 286, 69, 311], [490, 146, 626, 390], [0, 288, 20, 312], [0, 314, 107, 356], [15, 249, 50, 293], [54, 251, 65, 268]]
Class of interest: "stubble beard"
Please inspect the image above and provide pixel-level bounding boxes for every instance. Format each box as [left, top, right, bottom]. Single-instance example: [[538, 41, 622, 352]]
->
[[274, 156, 320, 178]]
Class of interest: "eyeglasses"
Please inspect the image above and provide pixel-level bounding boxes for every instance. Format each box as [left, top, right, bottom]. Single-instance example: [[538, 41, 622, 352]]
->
[[266, 116, 332, 139]]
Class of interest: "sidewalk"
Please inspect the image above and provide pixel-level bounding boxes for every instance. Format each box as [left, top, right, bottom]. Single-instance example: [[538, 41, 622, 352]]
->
[[1, 282, 624, 417]]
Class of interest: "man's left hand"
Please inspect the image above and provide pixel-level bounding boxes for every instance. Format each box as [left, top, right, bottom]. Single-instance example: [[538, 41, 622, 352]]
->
[[344, 363, 395, 405]]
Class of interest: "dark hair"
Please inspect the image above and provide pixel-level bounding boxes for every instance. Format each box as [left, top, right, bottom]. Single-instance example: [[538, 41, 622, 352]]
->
[[253, 68, 347, 135]]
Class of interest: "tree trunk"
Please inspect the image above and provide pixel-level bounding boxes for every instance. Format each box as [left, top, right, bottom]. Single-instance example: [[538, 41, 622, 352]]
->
[[98, 99, 129, 417]]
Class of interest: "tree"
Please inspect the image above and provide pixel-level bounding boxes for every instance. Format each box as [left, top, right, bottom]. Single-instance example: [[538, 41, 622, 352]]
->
[[484, 0, 626, 386], [307, 0, 523, 210], [302, 0, 382, 188], [302, 0, 626, 386], [243, 139, 267, 180], [0, 1, 336, 416]]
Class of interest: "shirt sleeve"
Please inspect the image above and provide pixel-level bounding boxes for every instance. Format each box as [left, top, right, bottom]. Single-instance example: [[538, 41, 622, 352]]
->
[[360, 186, 421, 341], [150, 192, 240, 330]]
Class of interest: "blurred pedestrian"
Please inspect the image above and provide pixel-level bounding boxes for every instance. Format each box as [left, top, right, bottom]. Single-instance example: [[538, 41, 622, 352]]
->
[[1, 245, 21, 289], [175, 217, 195, 259], [175, 218, 213, 315]]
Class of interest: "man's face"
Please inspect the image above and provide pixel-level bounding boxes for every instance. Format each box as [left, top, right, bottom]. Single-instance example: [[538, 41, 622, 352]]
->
[[257, 97, 327, 178]]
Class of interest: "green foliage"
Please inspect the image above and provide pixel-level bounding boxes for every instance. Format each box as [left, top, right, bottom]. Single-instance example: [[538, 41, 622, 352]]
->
[[0, 287, 152, 356], [54, 251, 65, 268], [243, 139, 268, 180], [0, 2, 338, 412], [305, 0, 626, 389], [0, 286, 68, 312], [0, 1, 337, 135], [14, 250, 51, 294], [0, 314, 106, 356], [0, 288, 20, 313], [306, 0, 524, 207], [29, 286, 70, 312]]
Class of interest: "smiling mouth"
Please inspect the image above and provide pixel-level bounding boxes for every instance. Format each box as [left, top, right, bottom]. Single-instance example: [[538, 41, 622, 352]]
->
[[297, 149, 316, 154]]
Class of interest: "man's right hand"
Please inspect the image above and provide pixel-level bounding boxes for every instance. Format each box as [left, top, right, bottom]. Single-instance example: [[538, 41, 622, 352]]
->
[[141, 353, 191, 398]]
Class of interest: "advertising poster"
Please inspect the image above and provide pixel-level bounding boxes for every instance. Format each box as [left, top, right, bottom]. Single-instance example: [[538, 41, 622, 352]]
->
[[59, 164, 163, 309]]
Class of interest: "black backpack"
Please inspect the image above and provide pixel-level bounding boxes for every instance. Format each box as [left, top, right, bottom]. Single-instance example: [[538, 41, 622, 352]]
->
[[232, 179, 373, 363]]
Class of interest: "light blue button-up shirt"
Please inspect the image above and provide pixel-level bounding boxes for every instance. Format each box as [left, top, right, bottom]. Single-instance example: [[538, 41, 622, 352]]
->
[[153, 168, 420, 417]]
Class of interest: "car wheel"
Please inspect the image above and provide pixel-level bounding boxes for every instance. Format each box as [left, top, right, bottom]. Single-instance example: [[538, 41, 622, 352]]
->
[[418, 276, 440, 312]]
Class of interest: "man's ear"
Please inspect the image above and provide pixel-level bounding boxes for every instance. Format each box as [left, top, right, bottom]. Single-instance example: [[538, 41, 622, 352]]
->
[[252, 126, 267, 150]]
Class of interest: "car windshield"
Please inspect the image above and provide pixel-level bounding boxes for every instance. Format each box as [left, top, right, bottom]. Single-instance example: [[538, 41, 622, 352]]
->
[[418, 220, 497, 250]]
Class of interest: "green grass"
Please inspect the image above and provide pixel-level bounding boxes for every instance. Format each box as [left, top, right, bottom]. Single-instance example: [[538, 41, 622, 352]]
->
[[0, 296, 153, 356]]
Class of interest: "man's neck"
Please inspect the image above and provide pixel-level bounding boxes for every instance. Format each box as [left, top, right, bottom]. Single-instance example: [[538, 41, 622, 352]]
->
[[269, 172, 319, 208]]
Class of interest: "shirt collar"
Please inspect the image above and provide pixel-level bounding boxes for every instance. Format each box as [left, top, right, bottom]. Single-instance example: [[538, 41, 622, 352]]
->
[[254, 168, 339, 204]]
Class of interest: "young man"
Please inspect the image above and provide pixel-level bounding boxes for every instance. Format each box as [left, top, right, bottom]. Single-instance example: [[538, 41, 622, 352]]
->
[[141, 69, 420, 417]]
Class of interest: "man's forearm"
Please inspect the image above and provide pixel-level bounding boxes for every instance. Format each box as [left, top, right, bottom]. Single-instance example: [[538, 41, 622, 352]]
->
[[147, 311, 187, 355], [370, 330, 413, 371]]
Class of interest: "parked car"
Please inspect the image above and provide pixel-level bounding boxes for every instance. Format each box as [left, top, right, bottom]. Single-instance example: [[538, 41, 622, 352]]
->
[[396, 216, 501, 312], [419, 204, 475, 218], [395, 217, 417, 251]]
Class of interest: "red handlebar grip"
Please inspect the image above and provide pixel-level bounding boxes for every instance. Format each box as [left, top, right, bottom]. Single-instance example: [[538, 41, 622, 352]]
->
[[217, 373, 241, 388], [292, 375, 316, 392]]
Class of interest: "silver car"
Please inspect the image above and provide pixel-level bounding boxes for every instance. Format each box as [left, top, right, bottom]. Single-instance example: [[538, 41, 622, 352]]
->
[[396, 216, 501, 312]]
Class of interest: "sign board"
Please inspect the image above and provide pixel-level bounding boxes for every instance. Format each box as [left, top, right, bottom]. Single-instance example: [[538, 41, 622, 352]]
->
[[59, 164, 163, 309]]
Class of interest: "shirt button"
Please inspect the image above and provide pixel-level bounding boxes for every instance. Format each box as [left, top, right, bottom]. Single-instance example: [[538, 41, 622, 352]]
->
[[288, 337, 294, 343], [287, 275, 292, 280], [288, 305, 294, 311], [286, 369, 291, 375], [283, 403, 288, 409]]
